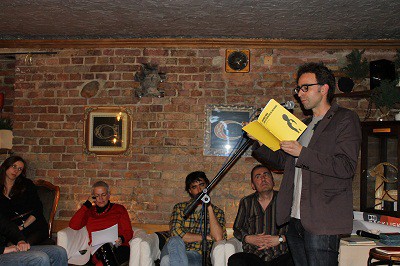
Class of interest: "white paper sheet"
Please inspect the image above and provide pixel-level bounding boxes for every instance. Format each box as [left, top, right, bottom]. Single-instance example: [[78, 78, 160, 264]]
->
[[90, 224, 118, 254]]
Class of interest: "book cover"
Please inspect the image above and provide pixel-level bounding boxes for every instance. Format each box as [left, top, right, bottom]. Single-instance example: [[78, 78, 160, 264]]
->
[[354, 211, 400, 228], [340, 236, 376, 246], [242, 99, 307, 151]]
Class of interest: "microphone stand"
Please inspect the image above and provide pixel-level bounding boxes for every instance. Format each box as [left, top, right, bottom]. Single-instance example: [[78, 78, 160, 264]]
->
[[183, 137, 253, 266]]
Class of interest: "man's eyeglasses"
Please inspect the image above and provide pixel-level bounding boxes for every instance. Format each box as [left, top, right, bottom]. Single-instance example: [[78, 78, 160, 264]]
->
[[11, 164, 24, 172], [294, 83, 321, 94], [92, 193, 109, 200]]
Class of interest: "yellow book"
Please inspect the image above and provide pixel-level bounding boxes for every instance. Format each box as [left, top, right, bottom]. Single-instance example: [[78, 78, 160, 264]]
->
[[242, 99, 307, 151]]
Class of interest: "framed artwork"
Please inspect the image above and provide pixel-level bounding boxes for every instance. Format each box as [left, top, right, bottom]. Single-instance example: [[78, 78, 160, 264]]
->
[[204, 105, 255, 156], [83, 106, 133, 156]]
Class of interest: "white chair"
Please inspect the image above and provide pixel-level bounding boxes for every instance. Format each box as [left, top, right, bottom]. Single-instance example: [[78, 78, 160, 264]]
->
[[128, 231, 160, 266], [127, 232, 234, 266], [57, 226, 146, 266], [57, 226, 238, 266], [211, 237, 243, 266]]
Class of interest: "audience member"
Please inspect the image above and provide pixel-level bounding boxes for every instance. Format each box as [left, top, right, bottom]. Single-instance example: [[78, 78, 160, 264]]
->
[[69, 181, 133, 266], [0, 156, 49, 245], [0, 211, 67, 265], [160, 171, 226, 266], [229, 165, 293, 266]]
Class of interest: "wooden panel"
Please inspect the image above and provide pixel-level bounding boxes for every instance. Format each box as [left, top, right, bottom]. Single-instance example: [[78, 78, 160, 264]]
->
[[0, 38, 400, 49]]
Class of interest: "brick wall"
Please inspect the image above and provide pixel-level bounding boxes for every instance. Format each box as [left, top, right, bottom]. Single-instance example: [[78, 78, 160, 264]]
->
[[0, 47, 397, 225]]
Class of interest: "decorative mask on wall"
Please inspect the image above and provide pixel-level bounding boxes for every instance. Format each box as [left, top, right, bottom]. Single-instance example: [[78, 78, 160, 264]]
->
[[134, 63, 166, 98]]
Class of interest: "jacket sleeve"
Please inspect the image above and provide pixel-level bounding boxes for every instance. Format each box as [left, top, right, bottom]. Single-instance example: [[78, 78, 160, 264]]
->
[[117, 205, 133, 244], [252, 142, 288, 170], [69, 201, 91, 230]]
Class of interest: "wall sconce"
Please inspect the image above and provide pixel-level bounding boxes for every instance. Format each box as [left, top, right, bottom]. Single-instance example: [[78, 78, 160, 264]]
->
[[24, 54, 33, 65]]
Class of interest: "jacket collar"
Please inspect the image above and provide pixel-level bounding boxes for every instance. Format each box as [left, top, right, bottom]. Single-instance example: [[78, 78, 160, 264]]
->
[[307, 102, 338, 147]]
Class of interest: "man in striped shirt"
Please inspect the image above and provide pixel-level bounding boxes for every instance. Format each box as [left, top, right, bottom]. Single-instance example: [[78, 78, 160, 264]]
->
[[228, 165, 293, 266]]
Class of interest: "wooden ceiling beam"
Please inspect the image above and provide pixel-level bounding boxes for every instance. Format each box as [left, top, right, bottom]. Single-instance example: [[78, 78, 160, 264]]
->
[[0, 38, 400, 49]]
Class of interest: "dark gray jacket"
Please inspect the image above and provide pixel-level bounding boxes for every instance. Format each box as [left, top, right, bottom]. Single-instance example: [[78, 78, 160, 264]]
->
[[252, 103, 362, 235]]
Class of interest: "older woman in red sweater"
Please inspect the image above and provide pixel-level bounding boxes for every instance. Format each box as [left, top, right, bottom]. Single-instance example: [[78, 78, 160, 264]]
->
[[69, 181, 133, 266]]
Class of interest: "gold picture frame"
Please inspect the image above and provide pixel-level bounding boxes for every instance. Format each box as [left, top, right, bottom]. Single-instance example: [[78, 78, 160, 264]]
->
[[83, 106, 133, 156]]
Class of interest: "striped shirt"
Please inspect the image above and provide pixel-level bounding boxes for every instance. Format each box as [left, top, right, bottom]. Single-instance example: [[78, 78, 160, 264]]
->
[[233, 191, 288, 261], [169, 200, 227, 254]]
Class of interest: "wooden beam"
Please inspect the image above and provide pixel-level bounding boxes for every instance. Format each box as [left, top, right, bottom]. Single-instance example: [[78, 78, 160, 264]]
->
[[0, 38, 400, 49]]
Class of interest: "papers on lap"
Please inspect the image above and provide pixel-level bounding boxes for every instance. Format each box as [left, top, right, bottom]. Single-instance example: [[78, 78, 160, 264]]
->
[[90, 224, 118, 255], [340, 236, 377, 246], [374, 246, 400, 255], [242, 99, 307, 151]]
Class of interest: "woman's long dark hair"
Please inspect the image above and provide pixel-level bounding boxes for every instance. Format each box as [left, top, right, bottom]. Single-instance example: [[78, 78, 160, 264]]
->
[[0, 156, 27, 197]]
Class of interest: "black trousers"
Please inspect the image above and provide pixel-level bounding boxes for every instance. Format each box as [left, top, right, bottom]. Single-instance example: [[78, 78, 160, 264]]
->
[[228, 252, 294, 266]]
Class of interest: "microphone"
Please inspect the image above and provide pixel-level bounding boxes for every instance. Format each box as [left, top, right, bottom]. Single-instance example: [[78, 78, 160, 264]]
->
[[281, 101, 295, 109], [356, 230, 380, 239]]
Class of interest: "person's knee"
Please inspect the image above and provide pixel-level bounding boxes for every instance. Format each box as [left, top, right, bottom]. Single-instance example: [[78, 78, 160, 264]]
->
[[160, 255, 170, 266], [30, 251, 51, 265], [167, 236, 185, 249]]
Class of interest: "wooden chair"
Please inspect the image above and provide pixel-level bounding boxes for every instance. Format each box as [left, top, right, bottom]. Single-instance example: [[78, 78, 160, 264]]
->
[[33, 179, 60, 238], [372, 162, 398, 210], [368, 247, 400, 266]]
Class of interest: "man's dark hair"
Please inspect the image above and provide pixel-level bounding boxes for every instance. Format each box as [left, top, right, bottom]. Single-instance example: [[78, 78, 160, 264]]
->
[[296, 62, 336, 103], [185, 171, 210, 194], [250, 164, 272, 183]]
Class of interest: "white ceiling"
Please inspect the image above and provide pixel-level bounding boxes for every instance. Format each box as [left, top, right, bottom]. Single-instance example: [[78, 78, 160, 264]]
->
[[0, 0, 399, 40]]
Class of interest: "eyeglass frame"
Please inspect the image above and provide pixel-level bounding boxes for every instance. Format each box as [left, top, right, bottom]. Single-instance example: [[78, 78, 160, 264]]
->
[[92, 193, 109, 200], [294, 83, 322, 94]]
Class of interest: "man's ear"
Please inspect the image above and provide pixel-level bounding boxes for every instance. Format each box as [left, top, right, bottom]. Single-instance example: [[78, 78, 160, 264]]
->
[[251, 182, 256, 190], [321, 84, 329, 94]]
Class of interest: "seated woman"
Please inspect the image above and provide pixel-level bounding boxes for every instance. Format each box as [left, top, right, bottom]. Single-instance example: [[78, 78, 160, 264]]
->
[[69, 181, 133, 266], [0, 210, 68, 266], [0, 156, 49, 245]]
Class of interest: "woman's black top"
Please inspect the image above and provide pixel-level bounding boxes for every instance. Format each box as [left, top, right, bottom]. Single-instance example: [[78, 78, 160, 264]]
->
[[0, 178, 48, 244]]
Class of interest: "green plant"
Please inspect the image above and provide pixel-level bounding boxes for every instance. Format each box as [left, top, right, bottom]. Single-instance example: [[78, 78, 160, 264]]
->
[[0, 117, 13, 130], [371, 79, 400, 109], [341, 49, 369, 80]]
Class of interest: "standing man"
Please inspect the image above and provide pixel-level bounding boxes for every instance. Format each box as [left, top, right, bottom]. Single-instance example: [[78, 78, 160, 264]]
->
[[160, 171, 226, 266], [250, 62, 362, 265], [229, 165, 293, 266]]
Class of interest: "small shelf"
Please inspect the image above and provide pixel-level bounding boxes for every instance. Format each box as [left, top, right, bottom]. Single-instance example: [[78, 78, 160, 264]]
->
[[0, 148, 13, 155], [335, 90, 371, 98]]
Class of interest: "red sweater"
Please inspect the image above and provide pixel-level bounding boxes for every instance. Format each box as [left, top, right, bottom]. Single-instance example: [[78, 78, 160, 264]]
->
[[69, 202, 133, 246]]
